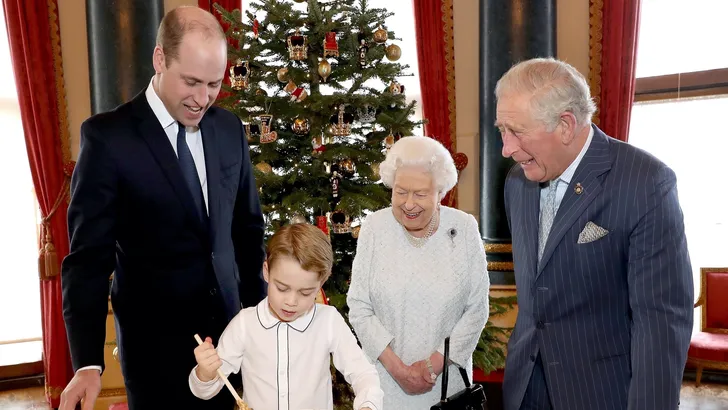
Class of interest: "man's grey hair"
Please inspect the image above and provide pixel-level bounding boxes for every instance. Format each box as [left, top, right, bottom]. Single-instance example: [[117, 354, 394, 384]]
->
[[379, 136, 458, 200], [495, 57, 597, 130]]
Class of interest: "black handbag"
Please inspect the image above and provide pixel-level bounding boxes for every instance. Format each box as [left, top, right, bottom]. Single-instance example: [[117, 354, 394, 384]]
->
[[430, 337, 488, 410]]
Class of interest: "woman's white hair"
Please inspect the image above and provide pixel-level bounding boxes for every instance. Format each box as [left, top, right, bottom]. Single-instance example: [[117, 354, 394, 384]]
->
[[495, 57, 597, 130], [379, 136, 458, 200]]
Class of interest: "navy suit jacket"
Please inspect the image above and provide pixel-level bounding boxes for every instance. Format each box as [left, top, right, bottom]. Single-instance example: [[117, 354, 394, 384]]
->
[[61, 91, 266, 380], [502, 125, 694, 410]]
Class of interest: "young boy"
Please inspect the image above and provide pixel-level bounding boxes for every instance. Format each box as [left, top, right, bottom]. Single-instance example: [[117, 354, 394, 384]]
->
[[189, 223, 383, 410]]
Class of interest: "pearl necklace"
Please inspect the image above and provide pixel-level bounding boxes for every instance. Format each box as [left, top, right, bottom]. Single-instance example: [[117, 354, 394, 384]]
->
[[403, 211, 439, 248]]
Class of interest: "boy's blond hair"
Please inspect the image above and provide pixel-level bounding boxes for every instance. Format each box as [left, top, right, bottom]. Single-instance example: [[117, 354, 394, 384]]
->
[[266, 223, 333, 282]]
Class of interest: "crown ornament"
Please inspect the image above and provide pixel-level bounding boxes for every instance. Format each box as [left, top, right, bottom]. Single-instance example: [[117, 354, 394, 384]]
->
[[357, 104, 376, 123], [329, 104, 354, 137], [287, 29, 308, 60], [330, 210, 351, 234], [229, 59, 249, 90]]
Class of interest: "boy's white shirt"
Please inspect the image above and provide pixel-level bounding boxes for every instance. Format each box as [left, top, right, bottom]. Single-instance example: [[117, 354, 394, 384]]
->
[[189, 297, 383, 410]]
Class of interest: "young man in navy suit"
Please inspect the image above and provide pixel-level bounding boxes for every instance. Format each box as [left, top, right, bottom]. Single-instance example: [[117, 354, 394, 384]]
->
[[497, 58, 694, 410], [60, 6, 265, 409]]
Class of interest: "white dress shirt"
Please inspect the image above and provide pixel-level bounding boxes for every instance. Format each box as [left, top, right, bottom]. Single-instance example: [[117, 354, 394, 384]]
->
[[539, 126, 594, 213], [145, 77, 208, 213], [189, 298, 383, 410]]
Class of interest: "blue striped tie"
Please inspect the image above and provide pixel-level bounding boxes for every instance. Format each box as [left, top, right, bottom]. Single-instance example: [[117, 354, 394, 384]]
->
[[538, 179, 560, 261], [176, 122, 206, 222]]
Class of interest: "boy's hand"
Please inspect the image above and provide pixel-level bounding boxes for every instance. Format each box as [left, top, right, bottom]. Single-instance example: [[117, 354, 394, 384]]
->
[[194, 336, 222, 382]]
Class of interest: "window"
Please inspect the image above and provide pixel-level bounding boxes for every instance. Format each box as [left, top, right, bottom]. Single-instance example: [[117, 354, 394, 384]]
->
[[629, 0, 728, 334], [364, 0, 423, 133], [0, 1, 43, 371]]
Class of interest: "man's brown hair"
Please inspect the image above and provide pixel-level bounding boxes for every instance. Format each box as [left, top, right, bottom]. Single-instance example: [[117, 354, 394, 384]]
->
[[155, 6, 226, 67], [267, 223, 334, 282]]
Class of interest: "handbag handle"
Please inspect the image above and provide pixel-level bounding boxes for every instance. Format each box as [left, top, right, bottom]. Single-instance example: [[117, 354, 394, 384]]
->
[[440, 337, 472, 401]]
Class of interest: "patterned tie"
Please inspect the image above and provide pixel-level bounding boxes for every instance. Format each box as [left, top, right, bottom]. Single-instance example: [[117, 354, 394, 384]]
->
[[538, 179, 560, 261], [177, 122, 207, 222]]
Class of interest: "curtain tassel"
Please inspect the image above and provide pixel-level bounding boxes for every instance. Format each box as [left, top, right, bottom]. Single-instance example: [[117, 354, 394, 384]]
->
[[39, 223, 59, 281]]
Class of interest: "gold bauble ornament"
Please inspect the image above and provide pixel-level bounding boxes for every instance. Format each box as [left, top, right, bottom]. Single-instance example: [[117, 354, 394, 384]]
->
[[292, 117, 311, 135], [255, 162, 272, 174], [277, 67, 290, 83], [255, 88, 268, 96], [318, 59, 332, 82], [339, 158, 356, 175], [385, 44, 401, 61], [373, 25, 388, 44]]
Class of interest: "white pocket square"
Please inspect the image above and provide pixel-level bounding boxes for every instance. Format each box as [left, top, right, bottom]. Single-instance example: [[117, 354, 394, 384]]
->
[[577, 221, 609, 244]]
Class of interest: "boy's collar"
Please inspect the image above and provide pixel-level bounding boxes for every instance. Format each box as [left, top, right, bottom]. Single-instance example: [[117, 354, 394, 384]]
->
[[255, 297, 317, 332]]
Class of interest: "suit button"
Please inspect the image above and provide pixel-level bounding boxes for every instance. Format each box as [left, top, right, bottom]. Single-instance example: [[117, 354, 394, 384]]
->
[[537, 321, 545, 329], [529, 354, 536, 362], [211, 252, 215, 259], [209, 288, 217, 296]]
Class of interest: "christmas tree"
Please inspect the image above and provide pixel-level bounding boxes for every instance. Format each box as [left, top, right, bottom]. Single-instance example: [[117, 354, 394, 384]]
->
[[216, 1, 420, 406], [215, 0, 418, 312]]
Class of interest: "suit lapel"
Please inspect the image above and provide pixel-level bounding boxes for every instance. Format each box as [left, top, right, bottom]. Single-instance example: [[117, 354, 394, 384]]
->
[[522, 179, 541, 276], [200, 116, 221, 245], [537, 126, 612, 276], [131, 93, 207, 238]]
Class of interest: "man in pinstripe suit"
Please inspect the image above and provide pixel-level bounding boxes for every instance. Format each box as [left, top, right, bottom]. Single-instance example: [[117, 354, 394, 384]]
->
[[496, 58, 694, 410]]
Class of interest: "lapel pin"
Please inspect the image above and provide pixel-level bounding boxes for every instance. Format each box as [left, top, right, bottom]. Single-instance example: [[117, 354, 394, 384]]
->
[[574, 182, 584, 195]]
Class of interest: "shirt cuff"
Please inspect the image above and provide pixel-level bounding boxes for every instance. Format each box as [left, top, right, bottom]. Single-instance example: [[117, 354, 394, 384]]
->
[[358, 401, 379, 410], [189, 365, 219, 385], [77, 365, 102, 374]]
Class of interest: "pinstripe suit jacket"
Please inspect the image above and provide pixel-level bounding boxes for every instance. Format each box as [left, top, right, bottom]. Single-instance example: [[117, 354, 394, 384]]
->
[[502, 125, 694, 410]]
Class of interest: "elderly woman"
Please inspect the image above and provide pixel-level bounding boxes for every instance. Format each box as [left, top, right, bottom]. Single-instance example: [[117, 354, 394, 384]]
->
[[347, 135, 489, 409]]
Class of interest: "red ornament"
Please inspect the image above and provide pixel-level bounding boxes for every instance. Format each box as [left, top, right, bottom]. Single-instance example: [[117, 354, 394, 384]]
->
[[452, 152, 468, 171], [290, 86, 307, 102], [252, 19, 259, 39], [323, 31, 339, 57], [316, 215, 329, 235]]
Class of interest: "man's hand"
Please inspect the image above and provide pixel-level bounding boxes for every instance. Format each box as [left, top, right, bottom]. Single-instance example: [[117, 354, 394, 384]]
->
[[194, 336, 222, 382], [59, 368, 102, 410], [392, 363, 435, 395]]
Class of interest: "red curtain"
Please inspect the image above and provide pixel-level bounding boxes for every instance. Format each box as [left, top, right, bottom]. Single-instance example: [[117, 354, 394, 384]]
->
[[590, 0, 642, 142], [199, 0, 241, 100], [3, 0, 74, 405], [199, 0, 240, 13], [412, 0, 464, 208]]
